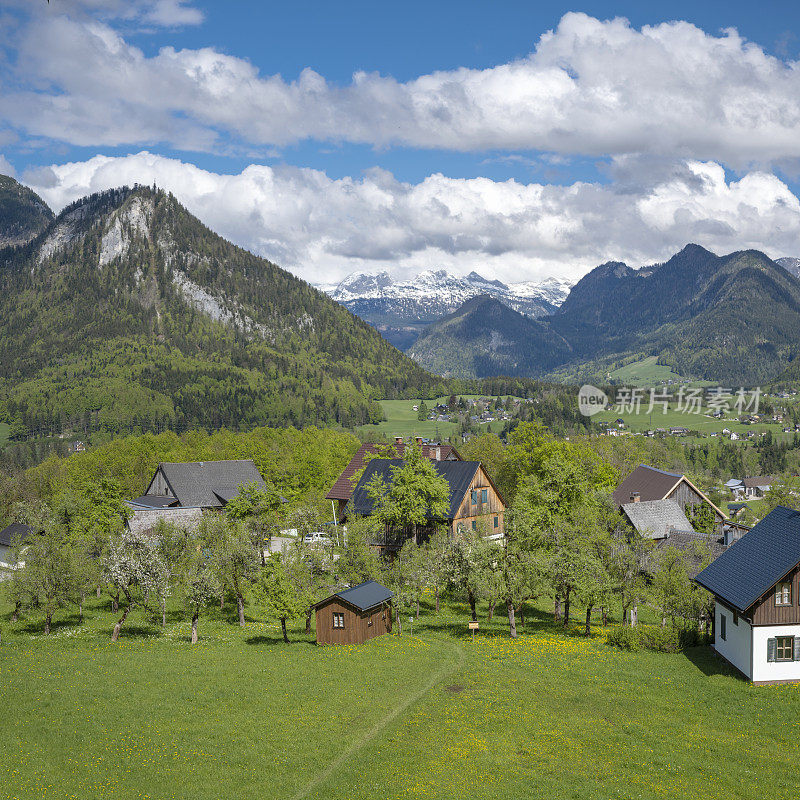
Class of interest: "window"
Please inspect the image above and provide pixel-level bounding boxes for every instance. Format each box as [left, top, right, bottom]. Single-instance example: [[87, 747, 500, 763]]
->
[[776, 636, 794, 661], [493, 516, 499, 529], [720, 614, 726, 641], [332, 612, 345, 629], [732, 612, 738, 626], [471, 490, 477, 505], [481, 489, 488, 503], [775, 582, 792, 606]]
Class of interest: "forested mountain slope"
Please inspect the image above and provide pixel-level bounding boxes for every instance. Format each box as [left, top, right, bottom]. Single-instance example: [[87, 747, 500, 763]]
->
[[0, 184, 444, 438], [0, 176, 54, 247]]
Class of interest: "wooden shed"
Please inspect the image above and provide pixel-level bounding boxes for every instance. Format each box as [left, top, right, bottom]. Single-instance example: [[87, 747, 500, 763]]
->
[[314, 580, 393, 645]]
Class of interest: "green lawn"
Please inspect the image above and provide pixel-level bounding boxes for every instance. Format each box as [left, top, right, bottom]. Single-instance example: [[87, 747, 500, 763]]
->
[[357, 396, 505, 441], [2, 591, 800, 800], [606, 356, 691, 385]]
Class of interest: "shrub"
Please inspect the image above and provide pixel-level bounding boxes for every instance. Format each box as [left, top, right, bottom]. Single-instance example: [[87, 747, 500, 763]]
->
[[606, 624, 709, 653]]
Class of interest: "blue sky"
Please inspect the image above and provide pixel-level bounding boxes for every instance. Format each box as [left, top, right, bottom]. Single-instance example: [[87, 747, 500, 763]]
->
[[3, 0, 800, 285]]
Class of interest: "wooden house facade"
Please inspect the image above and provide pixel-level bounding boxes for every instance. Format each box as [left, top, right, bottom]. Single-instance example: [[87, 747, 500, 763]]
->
[[314, 581, 394, 645]]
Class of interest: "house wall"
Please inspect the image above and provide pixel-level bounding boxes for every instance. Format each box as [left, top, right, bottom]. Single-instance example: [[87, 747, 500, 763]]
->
[[670, 480, 724, 531], [315, 598, 392, 645], [752, 624, 800, 683], [126, 506, 205, 535], [714, 602, 753, 680], [452, 466, 505, 538], [748, 565, 800, 626]]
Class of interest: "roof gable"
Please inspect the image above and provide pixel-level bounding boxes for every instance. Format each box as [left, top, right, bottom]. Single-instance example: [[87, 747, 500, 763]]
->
[[612, 464, 683, 505], [695, 506, 800, 612], [349, 458, 481, 520], [0, 522, 32, 548], [148, 460, 267, 508], [314, 580, 394, 611]]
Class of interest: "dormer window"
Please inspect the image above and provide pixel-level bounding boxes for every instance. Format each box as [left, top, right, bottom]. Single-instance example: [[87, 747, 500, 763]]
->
[[775, 582, 792, 606]]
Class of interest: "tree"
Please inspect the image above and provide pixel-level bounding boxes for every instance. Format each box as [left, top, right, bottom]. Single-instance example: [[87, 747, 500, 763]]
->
[[417, 400, 428, 421], [104, 528, 170, 642], [366, 443, 450, 546], [253, 555, 304, 643], [208, 516, 261, 626], [183, 543, 220, 644], [11, 516, 76, 634], [688, 501, 717, 534], [420, 527, 453, 614], [495, 532, 542, 638], [225, 480, 284, 565], [335, 516, 382, 587], [447, 527, 493, 622]]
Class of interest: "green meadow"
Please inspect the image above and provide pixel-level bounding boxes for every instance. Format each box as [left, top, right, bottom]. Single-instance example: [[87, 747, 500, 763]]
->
[[2, 591, 799, 800]]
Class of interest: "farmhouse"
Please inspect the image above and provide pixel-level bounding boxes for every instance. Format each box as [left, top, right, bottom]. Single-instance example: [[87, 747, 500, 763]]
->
[[742, 476, 773, 499], [613, 464, 727, 533], [347, 458, 505, 550], [325, 437, 461, 520], [313, 580, 393, 645], [0, 522, 31, 576], [127, 459, 270, 533], [695, 506, 800, 684]]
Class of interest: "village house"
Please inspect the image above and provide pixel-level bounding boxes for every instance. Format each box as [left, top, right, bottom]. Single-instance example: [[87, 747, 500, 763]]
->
[[313, 580, 393, 645], [325, 437, 461, 521], [695, 506, 800, 684], [127, 459, 271, 533], [0, 522, 31, 577], [345, 457, 505, 550], [613, 464, 727, 534]]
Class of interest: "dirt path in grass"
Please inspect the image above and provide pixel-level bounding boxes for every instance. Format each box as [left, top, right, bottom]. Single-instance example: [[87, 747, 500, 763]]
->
[[290, 639, 464, 800]]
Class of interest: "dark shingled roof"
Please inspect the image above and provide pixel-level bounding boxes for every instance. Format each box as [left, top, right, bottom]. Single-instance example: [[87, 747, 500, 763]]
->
[[129, 495, 180, 509], [612, 464, 683, 506], [326, 442, 461, 501], [695, 506, 800, 612], [148, 460, 267, 508], [349, 458, 480, 520], [0, 522, 32, 548], [314, 580, 393, 611]]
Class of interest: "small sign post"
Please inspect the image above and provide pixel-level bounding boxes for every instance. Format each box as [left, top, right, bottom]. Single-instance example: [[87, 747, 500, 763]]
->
[[468, 620, 479, 642]]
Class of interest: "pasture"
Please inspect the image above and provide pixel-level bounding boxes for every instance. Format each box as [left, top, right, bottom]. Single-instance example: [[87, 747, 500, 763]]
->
[[2, 591, 799, 800]]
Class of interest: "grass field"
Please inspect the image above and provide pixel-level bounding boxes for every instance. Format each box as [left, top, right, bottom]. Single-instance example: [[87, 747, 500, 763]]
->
[[3, 590, 800, 800], [357, 396, 502, 441], [606, 356, 691, 386]]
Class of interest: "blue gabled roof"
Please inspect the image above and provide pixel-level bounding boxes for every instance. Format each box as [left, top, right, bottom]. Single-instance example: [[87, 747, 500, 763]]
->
[[314, 580, 393, 612], [695, 505, 800, 612]]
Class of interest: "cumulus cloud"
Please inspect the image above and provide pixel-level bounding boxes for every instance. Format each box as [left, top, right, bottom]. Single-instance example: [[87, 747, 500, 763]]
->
[[0, 154, 16, 178], [3, 10, 800, 166], [22, 151, 800, 286]]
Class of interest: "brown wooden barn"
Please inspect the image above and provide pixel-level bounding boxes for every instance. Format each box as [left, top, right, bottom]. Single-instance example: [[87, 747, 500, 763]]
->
[[314, 580, 394, 645]]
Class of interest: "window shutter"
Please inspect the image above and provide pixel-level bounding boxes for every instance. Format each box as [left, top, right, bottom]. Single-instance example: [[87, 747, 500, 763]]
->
[[767, 637, 777, 662], [794, 637, 800, 661]]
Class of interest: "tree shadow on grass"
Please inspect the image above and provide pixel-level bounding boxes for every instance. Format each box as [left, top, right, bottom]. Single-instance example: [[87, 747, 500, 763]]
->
[[106, 624, 163, 640], [244, 633, 316, 646], [684, 645, 748, 681]]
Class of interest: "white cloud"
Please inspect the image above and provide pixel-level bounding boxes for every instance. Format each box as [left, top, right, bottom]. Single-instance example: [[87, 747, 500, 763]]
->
[[4, 11, 800, 166], [23, 151, 800, 286], [0, 154, 16, 178]]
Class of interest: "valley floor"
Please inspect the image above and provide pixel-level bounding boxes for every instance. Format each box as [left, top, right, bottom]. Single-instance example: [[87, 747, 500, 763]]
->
[[2, 594, 798, 800]]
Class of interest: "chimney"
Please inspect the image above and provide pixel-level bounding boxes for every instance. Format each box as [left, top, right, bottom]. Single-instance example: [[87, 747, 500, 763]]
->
[[435, 446, 441, 460], [395, 436, 403, 445], [631, 492, 640, 503]]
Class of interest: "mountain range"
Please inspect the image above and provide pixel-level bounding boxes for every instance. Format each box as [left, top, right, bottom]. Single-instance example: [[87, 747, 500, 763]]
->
[[0, 177, 446, 439], [411, 245, 800, 383], [322, 269, 572, 350]]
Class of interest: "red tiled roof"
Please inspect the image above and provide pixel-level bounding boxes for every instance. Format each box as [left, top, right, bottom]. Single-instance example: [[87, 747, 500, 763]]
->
[[325, 441, 461, 501]]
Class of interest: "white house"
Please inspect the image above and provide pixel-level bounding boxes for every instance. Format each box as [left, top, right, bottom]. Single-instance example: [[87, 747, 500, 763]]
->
[[0, 523, 31, 579], [695, 506, 800, 684]]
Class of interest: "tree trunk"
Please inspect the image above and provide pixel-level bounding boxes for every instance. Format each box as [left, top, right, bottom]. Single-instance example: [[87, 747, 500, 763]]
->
[[161, 598, 166, 627], [11, 600, 20, 623], [281, 617, 289, 644], [305, 609, 312, 634], [112, 593, 119, 614], [435, 586, 440, 614], [415, 598, 420, 618], [468, 590, 477, 622], [396, 604, 402, 635], [585, 605, 593, 637], [563, 588, 571, 628], [79, 593, 85, 624], [554, 595, 561, 622], [111, 603, 132, 642], [44, 612, 52, 635], [97, 586, 101, 599], [191, 612, 199, 644], [237, 593, 245, 627], [622, 601, 630, 627], [507, 599, 517, 639], [219, 591, 224, 610], [661, 614, 666, 628], [602, 607, 608, 627], [631, 604, 638, 627], [487, 600, 495, 622]]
